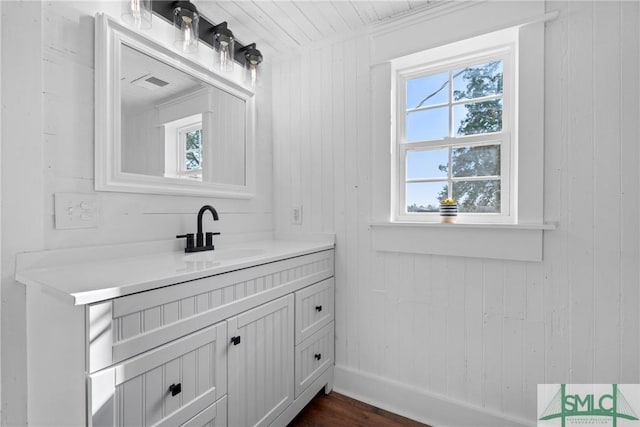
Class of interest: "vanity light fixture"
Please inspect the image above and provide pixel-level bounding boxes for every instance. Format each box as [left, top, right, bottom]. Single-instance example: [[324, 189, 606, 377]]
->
[[173, 1, 199, 53], [242, 44, 263, 88], [150, 1, 264, 87], [212, 22, 235, 72], [122, 0, 152, 29]]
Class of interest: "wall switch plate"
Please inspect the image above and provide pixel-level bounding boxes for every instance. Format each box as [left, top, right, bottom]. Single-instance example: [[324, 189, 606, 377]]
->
[[54, 193, 99, 229], [291, 205, 303, 225]]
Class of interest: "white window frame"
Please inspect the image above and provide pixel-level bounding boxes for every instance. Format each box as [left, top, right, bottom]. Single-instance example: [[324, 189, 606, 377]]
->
[[176, 122, 203, 179], [370, 3, 552, 262], [163, 113, 203, 180], [394, 44, 516, 224]]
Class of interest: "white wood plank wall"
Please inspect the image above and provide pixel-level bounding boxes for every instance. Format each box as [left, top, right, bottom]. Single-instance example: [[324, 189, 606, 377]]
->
[[2, 2, 274, 425], [40, 1, 274, 250], [272, 1, 640, 423]]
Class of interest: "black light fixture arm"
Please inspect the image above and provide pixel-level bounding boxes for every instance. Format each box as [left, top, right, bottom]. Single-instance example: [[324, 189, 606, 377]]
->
[[150, 0, 261, 67], [237, 43, 263, 65]]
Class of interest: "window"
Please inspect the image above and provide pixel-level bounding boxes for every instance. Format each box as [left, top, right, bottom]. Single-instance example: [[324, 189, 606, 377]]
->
[[163, 113, 204, 181], [371, 6, 548, 261], [394, 38, 516, 223], [177, 123, 203, 180]]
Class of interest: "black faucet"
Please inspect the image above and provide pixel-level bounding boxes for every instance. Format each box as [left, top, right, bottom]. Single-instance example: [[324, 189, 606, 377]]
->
[[176, 205, 220, 253]]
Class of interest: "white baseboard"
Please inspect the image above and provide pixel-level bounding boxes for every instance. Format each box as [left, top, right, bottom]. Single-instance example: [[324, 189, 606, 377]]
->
[[333, 365, 535, 427]]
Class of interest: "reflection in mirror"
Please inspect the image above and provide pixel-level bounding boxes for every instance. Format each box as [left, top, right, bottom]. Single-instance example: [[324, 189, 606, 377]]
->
[[95, 14, 255, 198], [119, 43, 246, 186]]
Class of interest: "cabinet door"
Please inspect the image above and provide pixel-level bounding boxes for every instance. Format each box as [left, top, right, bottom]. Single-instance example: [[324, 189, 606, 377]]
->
[[227, 295, 294, 427], [89, 322, 226, 427]]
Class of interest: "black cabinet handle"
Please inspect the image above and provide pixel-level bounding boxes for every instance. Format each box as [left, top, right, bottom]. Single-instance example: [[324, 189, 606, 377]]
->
[[231, 336, 241, 346], [169, 383, 182, 396], [315, 305, 323, 312], [314, 353, 322, 361]]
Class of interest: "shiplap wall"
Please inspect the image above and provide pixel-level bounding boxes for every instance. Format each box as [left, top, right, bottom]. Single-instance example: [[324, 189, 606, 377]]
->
[[272, 1, 640, 424], [1, 1, 273, 424], [39, 2, 273, 249]]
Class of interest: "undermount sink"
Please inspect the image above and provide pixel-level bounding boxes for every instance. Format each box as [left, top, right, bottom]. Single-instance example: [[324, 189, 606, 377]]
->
[[183, 247, 265, 263]]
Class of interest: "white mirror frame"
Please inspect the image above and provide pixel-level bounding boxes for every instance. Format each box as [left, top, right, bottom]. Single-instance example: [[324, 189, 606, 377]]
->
[[95, 13, 256, 198]]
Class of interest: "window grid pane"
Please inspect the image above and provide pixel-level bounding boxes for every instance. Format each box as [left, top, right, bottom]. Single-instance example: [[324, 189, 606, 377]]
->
[[452, 180, 501, 213], [451, 144, 500, 177], [184, 129, 202, 171], [453, 60, 503, 101], [405, 60, 504, 143], [403, 57, 506, 216], [406, 108, 449, 142], [406, 181, 448, 213], [407, 71, 449, 109], [404, 141, 502, 214]]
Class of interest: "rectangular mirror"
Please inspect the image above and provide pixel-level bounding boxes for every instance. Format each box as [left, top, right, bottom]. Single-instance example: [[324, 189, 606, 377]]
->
[[95, 13, 255, 198]]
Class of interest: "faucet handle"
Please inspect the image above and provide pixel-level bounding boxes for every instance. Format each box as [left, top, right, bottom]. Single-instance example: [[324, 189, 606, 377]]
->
[[205, 232, 221, 247], [176, 233, 195, 251]]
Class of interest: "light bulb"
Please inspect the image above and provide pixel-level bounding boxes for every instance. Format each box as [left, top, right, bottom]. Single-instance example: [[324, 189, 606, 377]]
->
[[122, 0, 152, 29], [249, 62, 258, 88], [219, 42, 230, 71], [182, 16, 192, 52], [213, 23, 235, 72], [243, 45, 263, 88], [130, 0, 141, 25], [173, 2, 199, 53]]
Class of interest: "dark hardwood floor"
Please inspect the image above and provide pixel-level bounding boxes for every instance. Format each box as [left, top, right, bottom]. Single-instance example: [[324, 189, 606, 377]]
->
[[287, 392, 431, 427]]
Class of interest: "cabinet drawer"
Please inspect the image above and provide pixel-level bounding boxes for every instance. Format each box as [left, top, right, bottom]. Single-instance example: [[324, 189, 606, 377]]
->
[[89, 322, 227, 427], [294, 322, 334, 398], [182, 396, 227, 427], [89, 249, 334, 372], [295, 278, 334, 344]]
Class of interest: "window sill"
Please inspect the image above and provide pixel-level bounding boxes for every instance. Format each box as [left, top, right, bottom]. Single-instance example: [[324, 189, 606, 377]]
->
[[370, 221, 556, 262]]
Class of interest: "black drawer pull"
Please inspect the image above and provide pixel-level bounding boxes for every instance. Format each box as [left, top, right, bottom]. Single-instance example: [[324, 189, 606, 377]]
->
[[314, 353, 322, 361], [315, 305, 323, 312], [169, 383, 181, 396], [231, 336, 241, 346]]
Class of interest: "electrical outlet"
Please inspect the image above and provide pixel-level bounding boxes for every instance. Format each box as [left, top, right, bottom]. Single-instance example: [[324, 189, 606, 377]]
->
[[291, 205, 303, 225], [54, 193, 99, 229]]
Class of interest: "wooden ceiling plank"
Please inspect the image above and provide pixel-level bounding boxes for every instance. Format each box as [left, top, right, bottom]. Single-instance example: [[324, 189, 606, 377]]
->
[[198, 0, 299, 52], [196, 1, 274, 50], [275, 1, 325, 43], [297, 1, 352, 35], [351, 1, 380, 24], [195, 0, 423, 55], [329, 1, 364, 30], [370, 1, 403, 20], [249, 0, 310, 47], [232, 0, 298, 47]]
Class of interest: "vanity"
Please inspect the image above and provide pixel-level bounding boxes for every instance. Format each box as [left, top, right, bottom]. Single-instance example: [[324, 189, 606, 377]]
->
[[16, 238, 335, 426], [16, 11, 335, 426]]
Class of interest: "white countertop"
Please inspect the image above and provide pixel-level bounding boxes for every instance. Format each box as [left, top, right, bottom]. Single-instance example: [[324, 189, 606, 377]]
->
[[16, 238, 334, 306]]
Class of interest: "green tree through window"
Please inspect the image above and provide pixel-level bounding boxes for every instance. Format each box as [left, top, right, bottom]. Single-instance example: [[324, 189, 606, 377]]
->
[[437, 61, 502, 212], [185, 129, 202, 171]]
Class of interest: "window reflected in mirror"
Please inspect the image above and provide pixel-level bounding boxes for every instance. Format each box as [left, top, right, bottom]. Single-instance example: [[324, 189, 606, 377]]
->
[[119, 44, 246, 186]]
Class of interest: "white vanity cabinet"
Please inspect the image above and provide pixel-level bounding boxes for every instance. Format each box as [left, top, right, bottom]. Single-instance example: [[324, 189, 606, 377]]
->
[[19, 242, 334, 427], [228, 295, 294, 427]]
